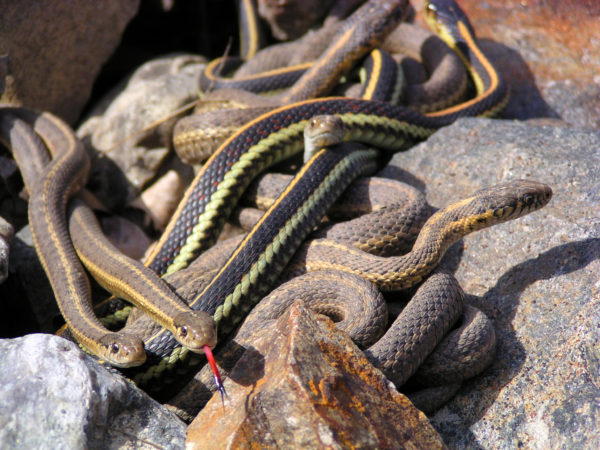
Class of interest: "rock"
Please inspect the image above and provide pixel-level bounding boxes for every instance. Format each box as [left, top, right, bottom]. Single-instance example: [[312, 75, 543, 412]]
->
[[77, 54, 206, 204], [0, 0, 139, 124], [134, 160, 194, 231], [186, 301, 446, 449], [0, 334, 186, 449], [0, 216, 13, 283], [384, 117, 599, 448], [3, 226, 57, 333], [257, 0, 335, 40]]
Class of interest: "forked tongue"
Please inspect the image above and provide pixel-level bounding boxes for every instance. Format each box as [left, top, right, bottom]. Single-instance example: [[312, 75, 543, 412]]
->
[[203, 345, 226, 404]]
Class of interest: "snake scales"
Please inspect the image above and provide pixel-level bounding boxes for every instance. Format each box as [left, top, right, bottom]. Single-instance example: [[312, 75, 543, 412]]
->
[[125, 174, 551, 418], [0, 0, 553, 420]]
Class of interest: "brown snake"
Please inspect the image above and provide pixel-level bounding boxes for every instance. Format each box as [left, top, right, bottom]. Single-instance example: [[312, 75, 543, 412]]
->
[[174, 19, 468, 166], [142, 175, 551, 419]]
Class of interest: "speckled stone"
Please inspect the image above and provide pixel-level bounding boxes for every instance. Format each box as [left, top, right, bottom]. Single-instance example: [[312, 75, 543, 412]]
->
[[0, 0, 139, 124], [384, 118, 599, 448], [77, 54, 206, 205], [0, 334, 186, 449]]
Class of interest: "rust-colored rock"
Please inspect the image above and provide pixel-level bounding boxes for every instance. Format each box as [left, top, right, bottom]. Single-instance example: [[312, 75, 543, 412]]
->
[[186, 302, 445, 449]]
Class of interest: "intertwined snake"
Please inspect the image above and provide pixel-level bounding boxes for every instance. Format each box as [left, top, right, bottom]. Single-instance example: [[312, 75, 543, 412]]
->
[[0, 0, 552, 412]]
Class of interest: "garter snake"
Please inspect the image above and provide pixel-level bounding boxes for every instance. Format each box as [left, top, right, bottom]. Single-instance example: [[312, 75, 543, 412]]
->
[[0, 108, 220, 371], [93, 0, 510, 386], [199, 0, 408, 99], [0, 109, 145, 367], [160, 178, 551, 418], [2, 0, 510, 390], [128, 139, 381, 386], [199, 0, 468, 112], [174, 47, 403, 165], [237, 0, 264, 60], [285, 180, 552, 290], [162, 0, 509, 273]]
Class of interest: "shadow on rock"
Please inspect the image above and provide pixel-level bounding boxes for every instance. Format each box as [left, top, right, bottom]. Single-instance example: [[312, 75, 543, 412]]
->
[[479, 39, 560, 121], [444, 237, 600, 441], [375, 164, 428, 194], [227, 345, 266, 387]]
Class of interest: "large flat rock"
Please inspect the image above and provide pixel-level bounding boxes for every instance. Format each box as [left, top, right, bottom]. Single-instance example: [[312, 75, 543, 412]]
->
[[0, 1, 139, 124], [384, 117, 599, 448]]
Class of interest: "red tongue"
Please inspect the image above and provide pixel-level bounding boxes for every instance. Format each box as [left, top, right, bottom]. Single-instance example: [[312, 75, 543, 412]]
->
[[203, 345, 226, 402]]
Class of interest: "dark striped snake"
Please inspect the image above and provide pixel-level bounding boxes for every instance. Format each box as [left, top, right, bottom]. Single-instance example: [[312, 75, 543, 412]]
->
[[156, 174, 551, 418], [0, 0, 553, 410]]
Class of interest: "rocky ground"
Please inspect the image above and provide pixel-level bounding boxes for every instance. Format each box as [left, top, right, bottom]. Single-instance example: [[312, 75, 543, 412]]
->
[[386, 118, 599, 447], [0, 0, 598, 448]]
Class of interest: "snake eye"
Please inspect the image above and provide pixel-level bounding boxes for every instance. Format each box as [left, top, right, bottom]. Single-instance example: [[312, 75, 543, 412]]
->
[[522, 193, 533, 205], [179, 326, 188, 338], [110, 343, 120, 354]]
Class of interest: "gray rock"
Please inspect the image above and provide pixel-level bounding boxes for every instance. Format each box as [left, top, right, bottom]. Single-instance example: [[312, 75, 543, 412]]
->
[[0, 0, 139, 124], [541, 81, 600, 131], [77, 54, 206, 205], [0, 216, 13, 283], [0, 334, 186, 449], [384, 118, 599, 448]]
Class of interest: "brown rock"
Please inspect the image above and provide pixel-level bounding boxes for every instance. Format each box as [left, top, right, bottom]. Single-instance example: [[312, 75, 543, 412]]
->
[[134, 165, 191, 231], [0, 0, 139, 124], [257, 0, 335, 40], [77, 54, 205, 202], [186, 302, 445, 449]]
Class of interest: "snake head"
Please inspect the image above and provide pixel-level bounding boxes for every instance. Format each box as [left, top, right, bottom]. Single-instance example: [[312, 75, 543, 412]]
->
[[98, 333, 146, 368], [475, 179, 553, 223], [173, 310, 218, 352], [172, 312, 225, 402], [424, 0, 475, 59], [425, 0, 474, 35], [303, 115, 346, 162], [172, 312, 225, 403]]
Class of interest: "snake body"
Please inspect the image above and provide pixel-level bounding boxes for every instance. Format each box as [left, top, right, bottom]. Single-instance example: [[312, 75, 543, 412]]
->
[[161, 178, 550, 418], [0, 0, 547, 411], [0, 110, 147, 367], [0, 109, 219, 368], [98, 0, 513, 386], [287, 180, 552, 290], [199, 0, 408, 100], [130, 142, 381, 385], [382, 22, 469, 112]]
